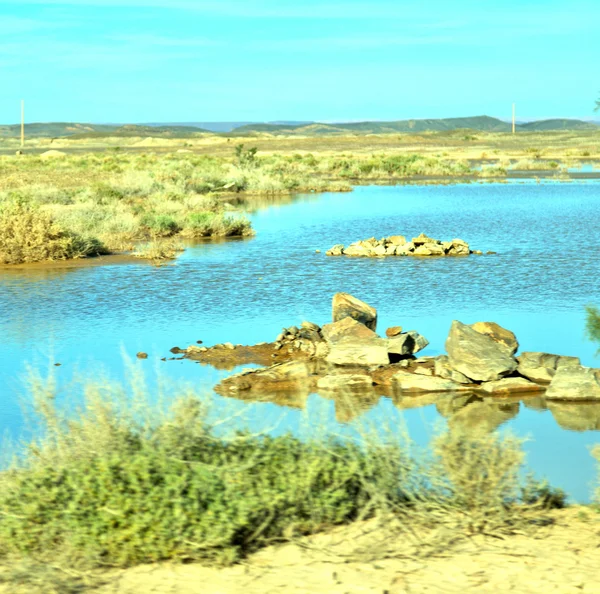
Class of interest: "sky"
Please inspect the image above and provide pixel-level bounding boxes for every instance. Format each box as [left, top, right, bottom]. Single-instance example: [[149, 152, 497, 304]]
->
[[0, 0, 599, 123]]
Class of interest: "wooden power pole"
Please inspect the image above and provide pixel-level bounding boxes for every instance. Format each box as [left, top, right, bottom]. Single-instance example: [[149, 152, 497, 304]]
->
[[20, 100, 25, 147], [512, 103, 516, 135]]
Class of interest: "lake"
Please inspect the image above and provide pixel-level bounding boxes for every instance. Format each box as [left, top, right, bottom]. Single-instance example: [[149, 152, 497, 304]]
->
[[1, 181, 600, 501]]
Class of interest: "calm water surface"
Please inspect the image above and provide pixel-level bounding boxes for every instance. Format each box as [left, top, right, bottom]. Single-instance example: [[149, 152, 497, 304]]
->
[[1, 182, 600, 500]]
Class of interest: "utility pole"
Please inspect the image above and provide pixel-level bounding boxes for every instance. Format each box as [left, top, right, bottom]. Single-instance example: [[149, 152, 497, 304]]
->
[[20, 100, 25, 147], [512, 102, 516, 135]]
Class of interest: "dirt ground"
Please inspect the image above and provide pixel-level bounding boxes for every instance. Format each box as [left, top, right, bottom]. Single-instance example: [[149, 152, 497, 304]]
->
[[3, 506, 598, 594]]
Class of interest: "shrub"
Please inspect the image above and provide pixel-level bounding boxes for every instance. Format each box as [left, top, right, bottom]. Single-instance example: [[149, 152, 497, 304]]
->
[[140, 213, 180, 237], [133, 239, 184, 263], [182, 212, 252, 237], [0, 202, 106, 264], [0, 379, 409, 567]]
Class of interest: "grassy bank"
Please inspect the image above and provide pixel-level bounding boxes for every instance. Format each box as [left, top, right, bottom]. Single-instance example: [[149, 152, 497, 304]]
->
[[0, 372, 582, 580], [1, 135, 598, 264]]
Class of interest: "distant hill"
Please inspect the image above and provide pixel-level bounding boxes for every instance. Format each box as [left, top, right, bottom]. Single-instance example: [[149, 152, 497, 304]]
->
[[230, 116, 600, 136], [1, 117, 598, 139], [0, 122, 211, 138], [519, 119, 599, 131]]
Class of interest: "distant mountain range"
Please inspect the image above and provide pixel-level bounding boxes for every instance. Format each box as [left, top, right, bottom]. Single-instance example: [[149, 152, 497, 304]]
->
[[1, 116, 598, 139]]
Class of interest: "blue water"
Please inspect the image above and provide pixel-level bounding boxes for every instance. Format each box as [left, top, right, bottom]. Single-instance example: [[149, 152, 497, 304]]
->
[[1, 181, 600, 500]]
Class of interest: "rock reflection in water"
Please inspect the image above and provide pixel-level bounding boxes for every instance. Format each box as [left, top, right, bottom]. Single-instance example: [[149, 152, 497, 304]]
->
[[547, 402, 600, 432]]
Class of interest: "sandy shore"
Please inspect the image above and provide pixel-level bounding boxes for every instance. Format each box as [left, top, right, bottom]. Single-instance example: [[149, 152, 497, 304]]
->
[[3, 506, 598, 593]]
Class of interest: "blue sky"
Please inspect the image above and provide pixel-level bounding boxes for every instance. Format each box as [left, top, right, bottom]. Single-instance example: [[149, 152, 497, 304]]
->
[[1, 0, 599, 123]]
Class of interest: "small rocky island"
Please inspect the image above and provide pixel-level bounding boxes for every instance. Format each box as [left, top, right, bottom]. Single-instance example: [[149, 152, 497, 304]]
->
[[180, 293, 599, 405], [326, 233, 493, 257]]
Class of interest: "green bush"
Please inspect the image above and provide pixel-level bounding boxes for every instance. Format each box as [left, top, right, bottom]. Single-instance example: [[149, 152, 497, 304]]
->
[[0, 387, 408, 567], [183, 212, 252, 237], [140, 213, 181, 237]]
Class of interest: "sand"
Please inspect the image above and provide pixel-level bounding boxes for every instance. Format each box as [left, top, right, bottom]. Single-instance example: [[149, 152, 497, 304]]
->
[[3, 506, 597, 593]]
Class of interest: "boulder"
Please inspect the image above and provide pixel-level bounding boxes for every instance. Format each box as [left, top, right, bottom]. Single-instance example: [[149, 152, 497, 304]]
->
[[317, 374, 373, 392], [386, 326, 403, 337], [325, 338, 389, 367], [372, 244, 387, 256], [434, 355, 471, 384], [396, 242, 415, 255], [343, 244, 370, 257], [321, 317, 378, 344], [389, 235, 407, 246], [445, 320, 518, 382], [412, 233, 437, 246], [387, 331, 428, 357], [413, 243, 444, 256], [446, 239, 470, 256], [332, 293, 377, 331], [477, 377, 545, 395], [387, 334, 416, 356], [405, 330, 429, 354], [326, 244, 345, 256], [392, 371, 472, 393], [471, 322, 519, 355], [517, 352, 581, 383], [545, 365, 600, 401]]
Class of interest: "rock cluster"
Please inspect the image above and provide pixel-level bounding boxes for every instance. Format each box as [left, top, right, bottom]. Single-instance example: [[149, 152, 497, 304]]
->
[[326, 234, 492, 257], [182, 292, 598, 405]]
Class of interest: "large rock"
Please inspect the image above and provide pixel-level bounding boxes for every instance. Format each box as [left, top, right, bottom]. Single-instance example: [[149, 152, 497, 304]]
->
[[412, 233, 437, 246], [326, 244, 344, 256], [545, 365, 600, 401], [321, 317, 378, 344], [445, 320, 518, 382], [392, 371, 472, 393], [387, 331, 429, 358], [477, 377, 545, 395], [446, 239, 470, 256], [414, 242, 444, 256], [332, 293, 377, 331], [517, 352, 581, 383], [343, 244, 370, 257], [325, 332, 389, 366], [434, 355, 471, 384], [471, 322, 519, 355], [388, 235, 407, 246], [406, 330, 429, 354]]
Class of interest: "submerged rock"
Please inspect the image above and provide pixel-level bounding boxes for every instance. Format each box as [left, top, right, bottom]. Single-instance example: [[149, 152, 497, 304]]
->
[[332, 292, 377, 331], [545, 365, 600, 401], [445, 320, 518, 382]]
